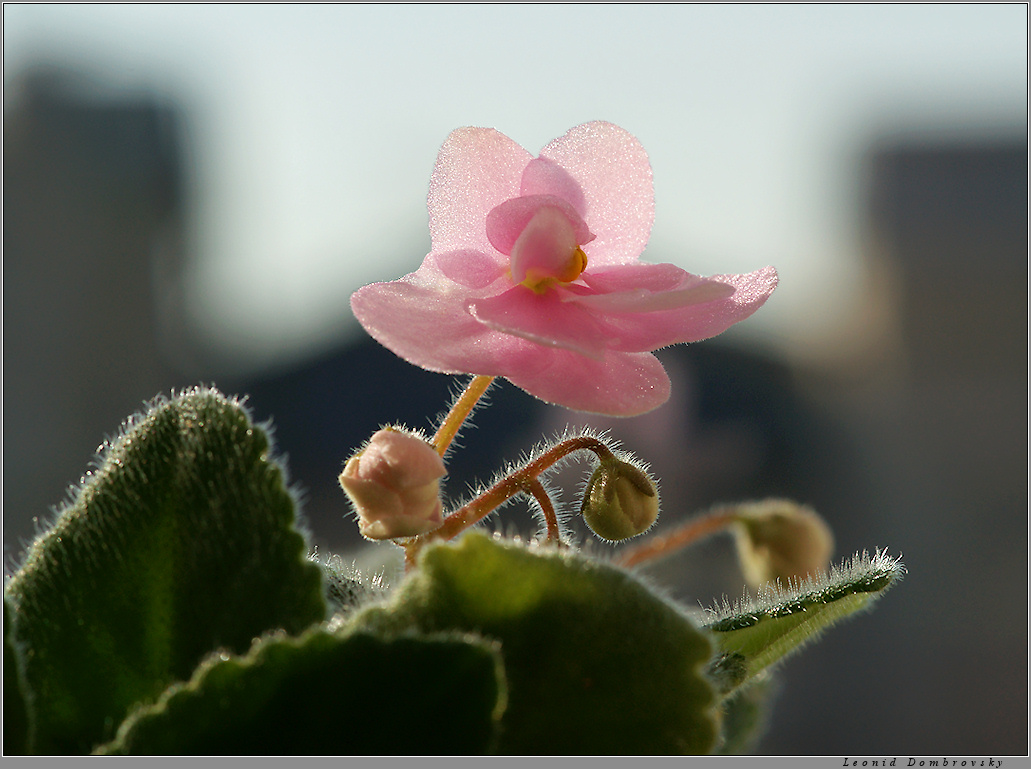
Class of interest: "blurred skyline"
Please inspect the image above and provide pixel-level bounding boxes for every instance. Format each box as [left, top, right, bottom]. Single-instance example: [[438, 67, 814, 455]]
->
[[4, 4, 1026, 374]]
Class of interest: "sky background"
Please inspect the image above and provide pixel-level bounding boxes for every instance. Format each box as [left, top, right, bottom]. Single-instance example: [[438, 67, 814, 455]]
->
[[5, 3, 1026, 374]]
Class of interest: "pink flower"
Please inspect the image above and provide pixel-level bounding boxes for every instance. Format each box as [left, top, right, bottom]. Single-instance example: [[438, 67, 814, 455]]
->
[[351, 121, 777, 416], [339, 427, 446, 540]]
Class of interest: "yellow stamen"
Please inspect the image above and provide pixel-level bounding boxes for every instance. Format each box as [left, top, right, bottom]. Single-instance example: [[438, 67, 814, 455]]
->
[[519, 246, 588, 293]]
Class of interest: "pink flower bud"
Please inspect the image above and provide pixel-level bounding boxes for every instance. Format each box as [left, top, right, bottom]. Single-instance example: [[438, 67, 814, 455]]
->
[[339, 428, 446, 540]]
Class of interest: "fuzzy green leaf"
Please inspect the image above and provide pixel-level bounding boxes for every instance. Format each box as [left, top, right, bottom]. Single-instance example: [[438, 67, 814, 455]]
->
[[4, 597, 31, 755], [705, 550, 905, 696], [314, 552, 388, 617], [349, 532, 718, 755], [3, 387, 326, 754], [97, 627, 505, 755], [714, 676, 776, 755]]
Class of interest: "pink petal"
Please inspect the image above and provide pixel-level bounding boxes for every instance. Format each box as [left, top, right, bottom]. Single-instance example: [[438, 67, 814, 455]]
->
[[508, 208, 580, 286], [428, 127, 532, 256], [469, 287, 611, 359], [503, 348, 671, 416], [485, 195, 593, 256], [569, 282, 735, 314], [572, 263, 735, 313], [432, 249, 506, 290], [571, 266, 779, 352], [539, 122, 654, 266], [580, 262, 695, 293], [350, 266, 513, 375], [520, 157, 588, 215]]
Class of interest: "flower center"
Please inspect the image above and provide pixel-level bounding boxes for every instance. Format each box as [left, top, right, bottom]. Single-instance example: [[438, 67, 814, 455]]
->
[[509, 206, 589, 294]]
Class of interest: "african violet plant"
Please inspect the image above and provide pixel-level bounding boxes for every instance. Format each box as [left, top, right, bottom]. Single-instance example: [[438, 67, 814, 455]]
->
[[3, 122, 904, 755]]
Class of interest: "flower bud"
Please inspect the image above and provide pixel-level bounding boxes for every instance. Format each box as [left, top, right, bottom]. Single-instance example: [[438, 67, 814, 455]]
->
[[731, 499, 834, 588], [580, 458, 659, 541], [339, 427, 446, 540]]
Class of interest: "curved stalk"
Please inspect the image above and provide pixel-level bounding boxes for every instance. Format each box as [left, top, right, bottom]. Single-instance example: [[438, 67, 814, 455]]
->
[[431, 375, 494, 456], [403, 434, 616, 567], [614, 507, 740, 569]]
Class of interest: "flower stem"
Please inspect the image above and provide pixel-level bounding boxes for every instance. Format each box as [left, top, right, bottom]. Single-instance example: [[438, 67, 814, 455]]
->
[[614, 506, 740, 569], [526, 477, 563, 544], [403, 434, 614, 566], [431, 375, 495, 456]]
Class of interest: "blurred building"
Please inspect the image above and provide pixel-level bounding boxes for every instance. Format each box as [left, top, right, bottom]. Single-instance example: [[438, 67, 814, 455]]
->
[[755, 137, 1028, 754], [4, 72, 192, 558]]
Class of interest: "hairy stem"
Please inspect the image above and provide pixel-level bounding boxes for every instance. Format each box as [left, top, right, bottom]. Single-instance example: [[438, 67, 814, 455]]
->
[[403, 434, 615, 566], [431, 375, 495, 456], [614, 507, 740, 569], [526, 477, 562, 544]]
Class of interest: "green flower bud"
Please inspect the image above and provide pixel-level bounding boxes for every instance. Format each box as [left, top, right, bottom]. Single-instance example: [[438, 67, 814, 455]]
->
[[731, 499, 834, 588], [580, 458, 659, 541]]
